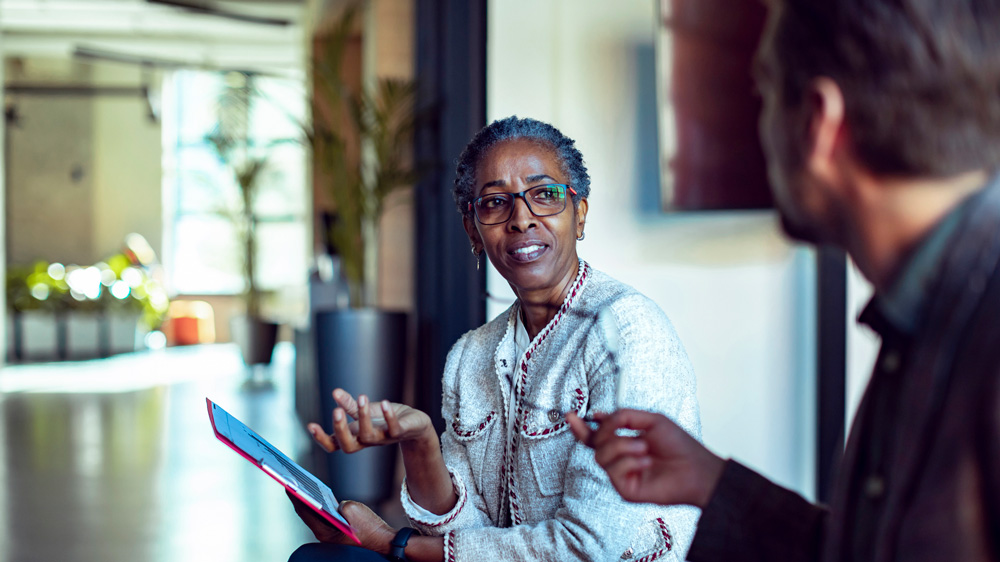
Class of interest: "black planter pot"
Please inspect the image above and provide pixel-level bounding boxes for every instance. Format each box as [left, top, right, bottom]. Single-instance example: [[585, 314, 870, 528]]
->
[[314, 309, 407, 506], [233, 315, 279, 365]]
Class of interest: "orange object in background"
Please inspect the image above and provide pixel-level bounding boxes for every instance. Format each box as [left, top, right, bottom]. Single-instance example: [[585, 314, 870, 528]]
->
[[165, 300, 216, 346]]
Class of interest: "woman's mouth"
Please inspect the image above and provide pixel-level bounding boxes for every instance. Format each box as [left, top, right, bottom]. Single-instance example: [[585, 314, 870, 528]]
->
[[508, 244, 548, 262]]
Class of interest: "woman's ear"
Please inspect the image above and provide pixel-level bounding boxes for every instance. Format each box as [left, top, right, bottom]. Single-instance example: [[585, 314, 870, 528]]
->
[[463, 215, 483, 253], [575, 198, 589, 239]]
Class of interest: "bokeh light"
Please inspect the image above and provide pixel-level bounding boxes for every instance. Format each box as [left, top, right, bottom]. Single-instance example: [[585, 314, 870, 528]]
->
[[47, 262, 66, 281], [144, 330, 167, 350], [30, 284, 50, 300], [122, 267, 143, 288], [99, 264, 117, 287], [110, 281, 131, 300]]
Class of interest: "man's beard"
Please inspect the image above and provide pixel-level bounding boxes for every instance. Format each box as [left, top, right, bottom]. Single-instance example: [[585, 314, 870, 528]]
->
[[776, 203, 826, 246]]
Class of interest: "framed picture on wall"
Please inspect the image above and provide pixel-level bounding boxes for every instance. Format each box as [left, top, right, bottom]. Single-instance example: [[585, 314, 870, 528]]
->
[[656, 0, 772, 211]]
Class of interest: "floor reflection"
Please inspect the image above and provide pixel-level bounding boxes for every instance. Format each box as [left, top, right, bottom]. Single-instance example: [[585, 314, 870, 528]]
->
[[0, 343, 315, 562]]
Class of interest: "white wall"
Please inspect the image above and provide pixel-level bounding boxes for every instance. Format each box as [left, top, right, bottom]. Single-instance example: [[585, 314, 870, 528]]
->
[[4, 58, 162, 265], [92, 64, 163, 260], [487, 0, 817, 498], [846, 260, 880, 431]]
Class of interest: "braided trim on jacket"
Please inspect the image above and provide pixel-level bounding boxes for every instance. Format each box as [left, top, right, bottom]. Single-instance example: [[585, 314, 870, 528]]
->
[[506, 260, 591, 525], [444, 530, 456, 562], [521, 387, 586, 438], [633, 518, 673, 562], [400, 469, 468, 528], [451, 410, 497, 439]]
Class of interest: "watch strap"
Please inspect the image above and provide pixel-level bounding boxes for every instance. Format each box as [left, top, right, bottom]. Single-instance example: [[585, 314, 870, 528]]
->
[[388, 527, 417, 562]]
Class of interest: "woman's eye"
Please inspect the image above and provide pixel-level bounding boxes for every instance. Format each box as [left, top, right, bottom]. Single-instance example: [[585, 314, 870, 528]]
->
[[482, 196, 508, 209], [535, 187, 561, 200]]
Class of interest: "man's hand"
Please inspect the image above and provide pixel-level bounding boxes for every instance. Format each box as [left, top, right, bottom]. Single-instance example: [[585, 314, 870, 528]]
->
[[567, 409, 725, 509], [307, 388, 435, 454], [287, 492, 396, 555]]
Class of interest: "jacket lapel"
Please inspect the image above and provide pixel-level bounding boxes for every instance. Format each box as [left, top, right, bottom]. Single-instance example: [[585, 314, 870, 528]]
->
[[873, 177, 1000, 561]]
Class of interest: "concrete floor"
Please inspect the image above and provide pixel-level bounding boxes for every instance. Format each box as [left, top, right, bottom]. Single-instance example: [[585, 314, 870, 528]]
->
[[0, 343, 401, 562]]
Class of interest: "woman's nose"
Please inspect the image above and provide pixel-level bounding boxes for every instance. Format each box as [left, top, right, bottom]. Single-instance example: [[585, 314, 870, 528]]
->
[[507, 196, 537, 231]]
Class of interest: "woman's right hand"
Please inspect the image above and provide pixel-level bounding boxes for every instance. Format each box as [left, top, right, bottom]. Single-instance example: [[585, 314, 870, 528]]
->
[[308, 388, 435, 454]]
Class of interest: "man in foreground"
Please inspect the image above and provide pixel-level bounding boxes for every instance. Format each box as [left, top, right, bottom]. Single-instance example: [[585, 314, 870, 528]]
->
[[569, 0, 1000, 560]]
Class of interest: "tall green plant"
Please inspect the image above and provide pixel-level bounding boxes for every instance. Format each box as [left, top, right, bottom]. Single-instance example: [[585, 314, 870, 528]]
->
[[208, 73, 270, 318], [308, 1, 420, 307]]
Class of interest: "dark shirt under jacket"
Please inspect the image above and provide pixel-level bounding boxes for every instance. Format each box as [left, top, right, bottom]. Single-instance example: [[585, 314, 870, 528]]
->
[[687, 174, 1000, 562]]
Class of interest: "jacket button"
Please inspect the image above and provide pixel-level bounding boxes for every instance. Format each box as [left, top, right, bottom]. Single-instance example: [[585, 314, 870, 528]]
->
[[881, 351, 900, 373], [548, 410, 561, 423]]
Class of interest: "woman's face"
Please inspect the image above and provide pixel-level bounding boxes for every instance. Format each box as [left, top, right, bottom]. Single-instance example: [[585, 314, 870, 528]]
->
[[464, 138, 588, 296]]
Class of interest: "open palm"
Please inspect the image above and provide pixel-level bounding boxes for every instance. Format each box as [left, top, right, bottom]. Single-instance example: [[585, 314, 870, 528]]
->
[[308, 388, 433, 454]]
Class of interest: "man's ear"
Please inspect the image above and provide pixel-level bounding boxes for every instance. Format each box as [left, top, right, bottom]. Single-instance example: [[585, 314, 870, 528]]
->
[[463, 215, 482, 252], [805, 77, 847, 185]]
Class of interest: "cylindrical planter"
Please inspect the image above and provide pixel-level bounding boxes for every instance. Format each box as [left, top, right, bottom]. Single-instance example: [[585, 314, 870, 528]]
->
[[231, 315, 279, 365], [314, 309, 407, 506]]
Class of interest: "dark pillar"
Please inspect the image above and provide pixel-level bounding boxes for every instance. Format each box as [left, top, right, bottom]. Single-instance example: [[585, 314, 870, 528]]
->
[[413, 0, 488, 434], [816, 246, 847, 503]]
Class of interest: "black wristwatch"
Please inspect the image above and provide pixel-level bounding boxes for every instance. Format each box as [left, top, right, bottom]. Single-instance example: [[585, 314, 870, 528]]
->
[[387, 527, 417, 562]]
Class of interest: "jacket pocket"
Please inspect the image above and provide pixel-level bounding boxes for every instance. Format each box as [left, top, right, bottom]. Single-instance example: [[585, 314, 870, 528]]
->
[[623, 518, 674, 561], [521, 387, 587, 497], [450, 408, 498, 495]]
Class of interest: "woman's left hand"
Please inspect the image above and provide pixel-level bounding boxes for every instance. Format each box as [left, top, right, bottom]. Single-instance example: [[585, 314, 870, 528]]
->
[[308, 389, 436, 454], [288, 492, 396, 555]]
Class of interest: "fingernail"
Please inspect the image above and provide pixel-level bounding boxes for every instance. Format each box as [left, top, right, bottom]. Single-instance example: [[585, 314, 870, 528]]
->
[[358, 395, 367, 407], [382, 400, 390, 410], [334, 409, 343, 422]]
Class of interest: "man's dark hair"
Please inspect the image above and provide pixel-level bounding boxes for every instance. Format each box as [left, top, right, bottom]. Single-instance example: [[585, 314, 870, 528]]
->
[[758, 0, 1000, 176], [453, 116, 591, 217]]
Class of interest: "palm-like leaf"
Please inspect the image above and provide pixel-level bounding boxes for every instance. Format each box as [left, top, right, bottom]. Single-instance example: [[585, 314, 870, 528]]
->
[[307, 1, 422, 307]]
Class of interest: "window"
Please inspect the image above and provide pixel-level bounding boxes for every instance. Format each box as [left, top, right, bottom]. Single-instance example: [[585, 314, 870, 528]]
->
[[161, 70, 308, 300]]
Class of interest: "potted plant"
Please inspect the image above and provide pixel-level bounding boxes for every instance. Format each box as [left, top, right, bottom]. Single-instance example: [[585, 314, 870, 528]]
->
[[309, 1, 419, 307], [208, 73, 279, 367], [302, 0, 422, 505]]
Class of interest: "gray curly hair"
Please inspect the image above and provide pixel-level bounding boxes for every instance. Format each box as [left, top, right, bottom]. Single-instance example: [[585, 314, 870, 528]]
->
[[453, 116, 591, 217]]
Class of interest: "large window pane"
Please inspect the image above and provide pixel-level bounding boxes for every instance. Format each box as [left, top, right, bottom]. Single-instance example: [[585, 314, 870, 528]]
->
[[171, 215, 243, 294], [163, 70, 308, 301]]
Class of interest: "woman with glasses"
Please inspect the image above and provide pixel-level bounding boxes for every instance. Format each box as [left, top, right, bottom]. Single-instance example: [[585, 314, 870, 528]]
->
[[289, 116, 701, 561]]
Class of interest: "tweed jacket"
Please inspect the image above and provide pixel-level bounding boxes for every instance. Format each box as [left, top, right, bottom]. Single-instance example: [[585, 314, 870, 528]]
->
[[401, 262, 702, 561], [687, 175, 1000, 562]]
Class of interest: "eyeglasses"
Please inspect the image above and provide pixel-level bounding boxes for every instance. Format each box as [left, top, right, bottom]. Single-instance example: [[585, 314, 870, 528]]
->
[[468, 184, 578, 225]]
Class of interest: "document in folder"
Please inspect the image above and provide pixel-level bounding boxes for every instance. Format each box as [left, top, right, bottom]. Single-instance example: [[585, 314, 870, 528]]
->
[[206, 397, 360, 544]]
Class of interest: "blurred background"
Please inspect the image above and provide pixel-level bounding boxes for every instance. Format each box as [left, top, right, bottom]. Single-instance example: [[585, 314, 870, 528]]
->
[[0, 1, 881, 561]]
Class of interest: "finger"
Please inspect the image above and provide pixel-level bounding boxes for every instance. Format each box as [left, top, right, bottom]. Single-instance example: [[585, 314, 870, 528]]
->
[[308, 422, 339, 453], [609, 408, 663, 432], [591, 408, 654, 448], [602, 455, 653, 496], [565, 412, 595, 447], [288, 490, 326, 524], [333, 388, 360, 419], [355, 395, 383, 444], [332, 407, 363, 453], [382, 400, 404, 439], [593, 436, 649, 469]]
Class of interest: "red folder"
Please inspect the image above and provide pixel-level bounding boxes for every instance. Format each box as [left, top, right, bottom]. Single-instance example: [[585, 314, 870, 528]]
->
[[206, 397, 361, 545]]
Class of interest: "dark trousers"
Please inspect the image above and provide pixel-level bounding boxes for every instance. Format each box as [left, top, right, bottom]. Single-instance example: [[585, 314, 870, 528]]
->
[[288, 543, 388, 562]]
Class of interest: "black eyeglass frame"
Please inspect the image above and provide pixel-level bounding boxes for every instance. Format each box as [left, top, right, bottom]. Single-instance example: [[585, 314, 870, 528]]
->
[[468, 183, 579, 225]]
